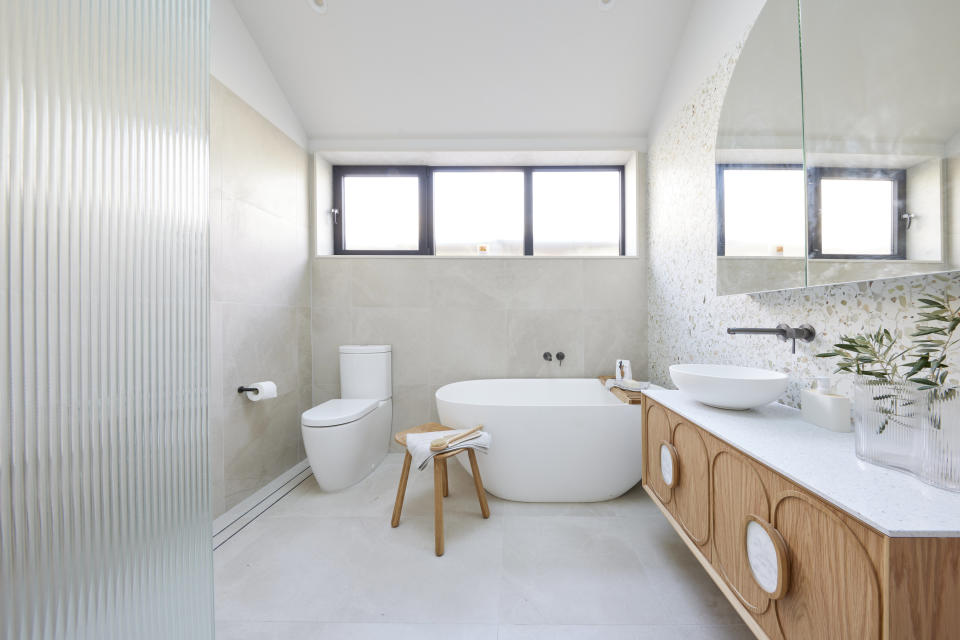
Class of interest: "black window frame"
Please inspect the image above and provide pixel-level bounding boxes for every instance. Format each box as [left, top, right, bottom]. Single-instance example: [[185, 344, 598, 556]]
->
[[332, 165, 626, 256], [807, 167, 907, 261], [715, 163, 803, 257], [332, 165, 432, 255], [715, 164, 908, 260]]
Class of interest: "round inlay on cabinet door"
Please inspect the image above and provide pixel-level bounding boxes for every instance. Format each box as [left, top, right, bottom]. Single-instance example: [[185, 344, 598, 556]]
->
[[743, 515, 789, 599], [660, 441, 679, 488]]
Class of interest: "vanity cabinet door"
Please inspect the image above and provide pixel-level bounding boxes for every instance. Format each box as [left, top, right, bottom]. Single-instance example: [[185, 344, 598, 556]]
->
[[709, 433, 883, 640], [709, 442, 775, 617], [772, 491, 882, 640], [643, 400, 674, 504], [669, 416, 711, 551]]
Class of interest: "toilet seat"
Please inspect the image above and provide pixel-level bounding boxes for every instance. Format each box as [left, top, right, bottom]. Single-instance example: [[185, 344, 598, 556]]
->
[[302, 399, 378, 427]]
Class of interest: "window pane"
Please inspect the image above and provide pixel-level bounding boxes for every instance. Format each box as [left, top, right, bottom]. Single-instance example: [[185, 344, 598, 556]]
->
[[820, 178, 895, 255], [532, 170, 621, 256], [721, 168, 805, 257], [342, 175, 420, 251], [433, 171, 524, 256]]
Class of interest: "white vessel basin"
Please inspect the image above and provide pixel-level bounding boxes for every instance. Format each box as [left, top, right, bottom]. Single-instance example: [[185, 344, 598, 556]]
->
[[669, 364, 788, 410]]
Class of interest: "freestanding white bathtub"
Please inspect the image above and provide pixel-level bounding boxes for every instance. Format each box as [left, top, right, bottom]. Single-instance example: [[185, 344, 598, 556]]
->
[[435, 378, 645, 502]]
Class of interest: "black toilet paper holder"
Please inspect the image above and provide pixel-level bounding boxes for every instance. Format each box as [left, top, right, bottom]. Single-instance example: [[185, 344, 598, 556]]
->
[[237, 386, 259, 394]]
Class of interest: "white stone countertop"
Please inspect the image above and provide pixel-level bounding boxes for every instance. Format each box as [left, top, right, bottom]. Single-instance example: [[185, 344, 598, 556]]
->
[[643, 389, 960, 538]]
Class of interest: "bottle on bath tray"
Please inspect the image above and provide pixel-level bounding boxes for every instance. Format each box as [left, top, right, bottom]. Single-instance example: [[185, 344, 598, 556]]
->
[[800, 376, 851, 432], [615, 359, 632, 381]]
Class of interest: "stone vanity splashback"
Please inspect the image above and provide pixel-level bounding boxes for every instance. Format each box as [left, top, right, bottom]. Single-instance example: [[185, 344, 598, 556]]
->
[[646, 42, 960, 407]]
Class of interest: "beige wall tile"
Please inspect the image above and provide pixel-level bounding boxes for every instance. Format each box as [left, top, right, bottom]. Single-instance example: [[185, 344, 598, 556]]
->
[[209, 76, 311, 517], [428, 307, 510, 386], [390, 384, 433, 450], [428, 260, 512, 309], [311, 308, 354, 386], [582, 259, 645, 309], [352, 307, 432, 386], [583, 309, 647, 379], [503, 259, 584, 309], [507, 309, 585, 378], [213, 80, 308, 224], [223, 390, 303, 511], [212, 197, 310, 307], [351, 259, 431, 308], [312, 383, 339, 407], [221, 303, 302, 407], [312, 259, 353, 308]]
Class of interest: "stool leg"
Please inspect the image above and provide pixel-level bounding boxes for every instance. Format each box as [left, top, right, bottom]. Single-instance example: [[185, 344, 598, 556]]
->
[[391, 451, 413, 528], [468, 449, 490, 519], [441, 457, 449, 497], [434, 459, 444, 556]]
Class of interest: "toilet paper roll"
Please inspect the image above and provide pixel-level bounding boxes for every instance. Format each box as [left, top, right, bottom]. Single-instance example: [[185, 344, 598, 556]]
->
[[245, 381, 277, 402]]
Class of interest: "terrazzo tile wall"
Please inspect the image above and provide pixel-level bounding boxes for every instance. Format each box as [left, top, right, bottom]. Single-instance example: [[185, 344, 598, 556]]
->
[[646, 45, 960, 407]]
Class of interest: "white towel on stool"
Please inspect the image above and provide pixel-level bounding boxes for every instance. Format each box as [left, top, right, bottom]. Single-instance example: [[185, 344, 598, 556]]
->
[[406, 429, 491, 471]]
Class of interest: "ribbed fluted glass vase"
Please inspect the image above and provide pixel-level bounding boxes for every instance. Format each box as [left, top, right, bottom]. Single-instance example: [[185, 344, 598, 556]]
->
[[852, 377, 922, 472], [917, 387, 960, 492]]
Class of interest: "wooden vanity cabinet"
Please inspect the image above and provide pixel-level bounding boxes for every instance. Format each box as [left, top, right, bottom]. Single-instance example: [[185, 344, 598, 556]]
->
[[641, 396, 960, 640], [642, 401, 711, 558]]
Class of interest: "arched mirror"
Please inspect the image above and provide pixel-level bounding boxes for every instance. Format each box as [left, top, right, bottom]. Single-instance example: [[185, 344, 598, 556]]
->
[[716, 0, 805, 295], [716, 0, 959, 294]]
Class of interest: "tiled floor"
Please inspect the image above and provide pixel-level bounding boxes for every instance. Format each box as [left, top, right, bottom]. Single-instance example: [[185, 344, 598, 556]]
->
[[214, 453, 753, 640]]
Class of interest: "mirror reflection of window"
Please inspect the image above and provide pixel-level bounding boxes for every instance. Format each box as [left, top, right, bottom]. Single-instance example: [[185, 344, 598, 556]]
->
[[717, 166, 806, 257], [809, 168, 905, 260]]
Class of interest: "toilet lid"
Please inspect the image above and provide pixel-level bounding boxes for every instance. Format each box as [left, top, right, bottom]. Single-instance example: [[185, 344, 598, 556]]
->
[[301, 399, 378, 427]]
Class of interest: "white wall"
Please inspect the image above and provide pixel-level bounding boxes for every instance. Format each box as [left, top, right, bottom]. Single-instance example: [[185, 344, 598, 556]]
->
[[650, 0, 765, 138], [211, 0, 307, 148], [314, 155, 334, 256]]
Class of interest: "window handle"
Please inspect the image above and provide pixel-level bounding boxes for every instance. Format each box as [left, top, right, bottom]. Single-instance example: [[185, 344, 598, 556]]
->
[[901, 211, 915, 229], [330, 208, 340, 224]]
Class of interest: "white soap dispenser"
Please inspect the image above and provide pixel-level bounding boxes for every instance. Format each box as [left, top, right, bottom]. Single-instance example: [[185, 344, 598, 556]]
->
[[800, 377, 851, 432]]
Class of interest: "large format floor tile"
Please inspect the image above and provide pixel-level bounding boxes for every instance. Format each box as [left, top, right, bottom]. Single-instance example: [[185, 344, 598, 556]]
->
[[215, 453, 751, 639]]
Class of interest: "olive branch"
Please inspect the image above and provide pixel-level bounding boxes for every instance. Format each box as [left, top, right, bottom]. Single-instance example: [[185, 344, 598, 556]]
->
[[816, 293, 960, 432]]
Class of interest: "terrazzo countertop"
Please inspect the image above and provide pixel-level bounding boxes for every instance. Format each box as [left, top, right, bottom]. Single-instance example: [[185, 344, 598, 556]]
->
[[643, 389, 960, 538]]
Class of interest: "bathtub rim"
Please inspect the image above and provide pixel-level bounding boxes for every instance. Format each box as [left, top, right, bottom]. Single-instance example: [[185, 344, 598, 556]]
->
[[435, 377, 651, 408]]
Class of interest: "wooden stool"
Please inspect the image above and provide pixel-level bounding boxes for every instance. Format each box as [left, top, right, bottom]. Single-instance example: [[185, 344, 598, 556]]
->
[[391, 422, 490, 556]]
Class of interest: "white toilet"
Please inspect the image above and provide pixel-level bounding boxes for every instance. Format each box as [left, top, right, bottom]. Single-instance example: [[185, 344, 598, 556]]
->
[[301, 345, 392, 491]]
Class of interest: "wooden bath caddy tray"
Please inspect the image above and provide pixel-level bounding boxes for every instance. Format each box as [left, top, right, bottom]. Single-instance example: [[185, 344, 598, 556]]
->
[[598, 376, 644, 405]]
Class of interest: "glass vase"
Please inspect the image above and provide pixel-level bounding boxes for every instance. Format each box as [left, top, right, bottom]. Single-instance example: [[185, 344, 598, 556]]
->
[[917, 387, 960, 492], [852, 377, 922, 472]]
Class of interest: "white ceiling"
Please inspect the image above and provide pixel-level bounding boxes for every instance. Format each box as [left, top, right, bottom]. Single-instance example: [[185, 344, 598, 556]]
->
[[231, 0, 694, 150]]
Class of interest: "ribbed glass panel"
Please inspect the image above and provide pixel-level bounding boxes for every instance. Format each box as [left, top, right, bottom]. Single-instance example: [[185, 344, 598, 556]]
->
[[1, 1, 212, 638]]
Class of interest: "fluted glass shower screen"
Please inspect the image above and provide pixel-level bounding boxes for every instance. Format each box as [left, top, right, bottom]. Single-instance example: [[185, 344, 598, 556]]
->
[[1, 1, 213, 638]]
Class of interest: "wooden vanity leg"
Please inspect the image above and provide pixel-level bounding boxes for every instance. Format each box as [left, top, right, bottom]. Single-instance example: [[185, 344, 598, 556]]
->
[[468, 449, 490, 519], [391, 451, 413, 528], [434, 459, 445, 556]]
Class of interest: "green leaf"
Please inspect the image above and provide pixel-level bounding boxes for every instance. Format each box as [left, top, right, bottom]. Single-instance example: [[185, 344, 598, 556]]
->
[[913, 326, 946, 337]]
